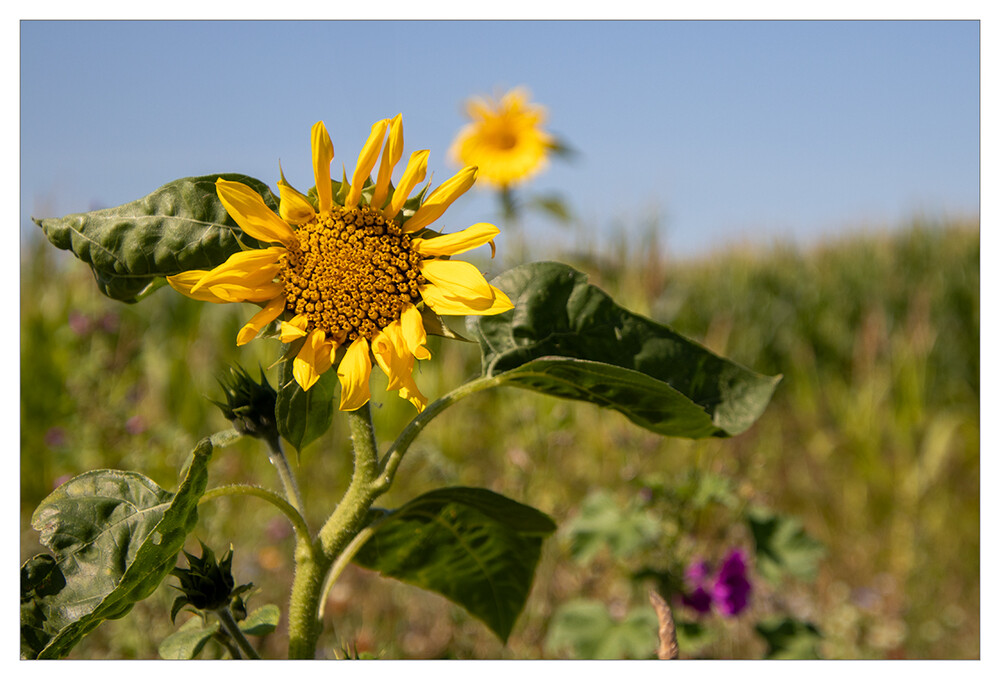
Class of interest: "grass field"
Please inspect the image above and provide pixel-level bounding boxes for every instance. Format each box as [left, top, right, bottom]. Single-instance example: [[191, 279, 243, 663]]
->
[[20, 216, 979, 659]]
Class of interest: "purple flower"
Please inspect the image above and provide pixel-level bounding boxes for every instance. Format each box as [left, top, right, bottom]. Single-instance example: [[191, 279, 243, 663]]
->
[[713, 550, 751, 617], [680, 549, 752, 618]]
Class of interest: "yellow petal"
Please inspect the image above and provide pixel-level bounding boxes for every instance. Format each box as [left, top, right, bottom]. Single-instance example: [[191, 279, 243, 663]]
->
[[371, 323, 409, 391], [237, 296, 285, 346], [312, 121, 334, 213], [398, 383, 427, 413], [190, 247, 285, 294], [338, 336, 372, 411], [387, 149, 429, 217], [168, 270, 230, 303], [279, 314, 309, 342], [420, 282, 514, 316], [293, 329, 333, 392], [205, 280, 286, 303], [418, 258, 495, 303], [400, 303, 431, 360], [346, 119, 389, 208], [216, 179, 297, 248], [372, 114, 404, 209], [412, 222, 500, 257], [403, 166, 477, 233], [372, 322, 427, 412], [278, 165, 317, 225]]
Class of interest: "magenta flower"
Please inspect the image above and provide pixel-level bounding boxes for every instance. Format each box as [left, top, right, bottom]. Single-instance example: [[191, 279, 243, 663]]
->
[[680, 549, 752, 617]]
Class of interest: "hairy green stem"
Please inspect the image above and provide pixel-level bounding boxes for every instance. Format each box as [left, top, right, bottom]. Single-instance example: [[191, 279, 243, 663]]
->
[[374, 375, 500, 493], [265, 434, 307, 521], [200, 484, 311, 543], [216, 606, 261, 660], [317, 523, 379, 621], [287, 403, 383, 659]]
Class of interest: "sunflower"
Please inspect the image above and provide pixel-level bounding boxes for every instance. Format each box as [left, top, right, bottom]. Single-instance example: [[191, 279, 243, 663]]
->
[[168, 116, 512, 412], [450, 87, 553, 188]]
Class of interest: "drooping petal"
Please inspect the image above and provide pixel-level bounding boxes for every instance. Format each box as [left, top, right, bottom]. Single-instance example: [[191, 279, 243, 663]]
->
[[412, 222, 500, 257], [387, 149, 429, 217], [372, 322, 427, 412], [216, 179, 298, 247], [237, 295, 286, 346], [372, 114, 403, 209], [168, 270, 230, 303], [346, 118, 389, 208], [418, 258, 495, 303], [279, 314, 309, 342], [400, 303, 431, 360], [278, 165, 317, 225], [371, 323, 410, 391], [338, 336, 372, 411], [189, 247, 285, 295], [293, 329, 334, 392], [419, 282, 513, 316], [311, 121, 335, 213], [403, 166, 478, 233]]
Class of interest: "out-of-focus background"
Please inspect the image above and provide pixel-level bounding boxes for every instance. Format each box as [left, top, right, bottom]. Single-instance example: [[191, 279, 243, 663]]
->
[[20, 20, 979, 659]]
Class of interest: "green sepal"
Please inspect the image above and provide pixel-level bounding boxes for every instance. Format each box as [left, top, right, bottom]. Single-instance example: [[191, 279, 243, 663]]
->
[[33, 174, 276, 302], [275, 345, 339, 452], [353, 487, 556, 643], [468, 262, 781, 438]]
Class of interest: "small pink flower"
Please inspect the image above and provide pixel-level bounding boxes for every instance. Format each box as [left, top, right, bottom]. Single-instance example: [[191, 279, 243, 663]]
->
[[680, 549, 752, 618]]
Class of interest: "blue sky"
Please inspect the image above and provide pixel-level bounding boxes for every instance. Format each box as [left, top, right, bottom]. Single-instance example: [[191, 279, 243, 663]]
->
[[20, 20, 980, 257]]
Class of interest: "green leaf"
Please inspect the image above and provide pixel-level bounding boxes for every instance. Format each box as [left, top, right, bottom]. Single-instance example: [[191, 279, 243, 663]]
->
[[564, 491, 661, 565], [468, 262, 781, 438], [159, 615, 219, 660], [353, 487, 556, 643], [33, 174, 277, 302], [22, 439, 213, 659], [158, 605, 280, 659], [748, 507, 826, 583], [544, 599, 658, 659], [755, 616, 822, 659], [238, 604, 281, 636], [275, 351, 338, 451]]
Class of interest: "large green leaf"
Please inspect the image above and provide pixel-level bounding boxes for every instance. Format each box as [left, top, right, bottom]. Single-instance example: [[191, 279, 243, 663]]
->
[[21, 439, 213, 659], [33, 174, 276, 302], [468, 262, 781, 438], [353, 487, 557, 643], [275, 350, 338, 452]]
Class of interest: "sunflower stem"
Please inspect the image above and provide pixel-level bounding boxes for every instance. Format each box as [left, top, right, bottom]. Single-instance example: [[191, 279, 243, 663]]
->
[[265, 433, 307, 521], [287, 402, 383, 659], [374, 375, 501, 494], [216, 606, 261, 660], [199, 484, 310, 544]]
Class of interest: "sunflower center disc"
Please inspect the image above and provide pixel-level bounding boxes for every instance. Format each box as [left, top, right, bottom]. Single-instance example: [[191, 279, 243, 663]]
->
[[280, 205, 424, 342]]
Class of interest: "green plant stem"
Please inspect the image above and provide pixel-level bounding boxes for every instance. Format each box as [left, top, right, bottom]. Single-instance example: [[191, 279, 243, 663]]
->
[[265, 434, 307, 522], [286, 402, 383, 660], [200, 484, 310, 543], [216, 607, 261, 660], [374, 375, 500, 493], [317, 523, 379, 621]]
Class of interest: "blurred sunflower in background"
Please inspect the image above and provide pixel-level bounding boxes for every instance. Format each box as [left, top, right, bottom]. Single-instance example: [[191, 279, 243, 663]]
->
[[168, 116, 512, 413], [450, 87, 573, 230]]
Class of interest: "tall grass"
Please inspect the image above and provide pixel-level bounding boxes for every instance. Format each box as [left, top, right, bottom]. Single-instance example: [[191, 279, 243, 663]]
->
[[20, 217, 979, 659]]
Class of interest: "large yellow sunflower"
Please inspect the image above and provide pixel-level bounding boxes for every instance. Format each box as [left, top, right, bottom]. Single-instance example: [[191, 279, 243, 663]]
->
[[168, 116, 512, 412], [450, 87, 553, 188]]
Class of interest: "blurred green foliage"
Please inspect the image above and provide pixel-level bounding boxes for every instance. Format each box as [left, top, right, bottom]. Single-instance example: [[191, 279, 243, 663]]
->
[[20, 218, 978, 659]]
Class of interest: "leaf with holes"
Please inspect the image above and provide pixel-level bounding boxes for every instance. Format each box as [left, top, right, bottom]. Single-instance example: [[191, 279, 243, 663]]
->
[[21, 439, 213, 659], [33, 174, 276, 302]]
